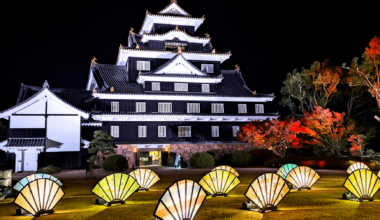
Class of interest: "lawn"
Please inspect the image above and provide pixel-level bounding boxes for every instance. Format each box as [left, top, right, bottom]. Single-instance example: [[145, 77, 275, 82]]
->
[[0, 167, 379, 220]]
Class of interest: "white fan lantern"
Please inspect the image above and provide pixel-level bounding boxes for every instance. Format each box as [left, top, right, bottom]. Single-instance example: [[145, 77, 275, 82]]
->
[[343, 169, 380, 202], [199, 170, 240, 197], [285, 166, 320, 191], [244, 173, 290, 213], [347, 162, 370, 174], [129, 168, 160, 191], [212, 165, 239, 177]]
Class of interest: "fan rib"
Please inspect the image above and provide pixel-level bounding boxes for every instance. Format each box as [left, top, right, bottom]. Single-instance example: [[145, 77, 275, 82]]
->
[[145, 171, 153, 188], [35, 179, 42, 211], [176, 182, 184, 219], [352, 172, 363, 196], [184, 179, 188, 218], [190, 183, 201, 220], [201, 174, 215, 194], [368, 175, 376, 197], [268, 174, 273, 205], [98, 182, 112, 202], [273, 180, 286, 206], [366, 170, 372, 196], [346, 178, 360, 198], [20, 189, 37, 214], [270, 175, 279, 204], [105, 177, 114, 201], [215, 171, 220, 193], [223, 175, 236, 194], [293, 168, 303, 188], [146, 173, 156, 189], [46, 183, 59, 210], [188, 181, 195, 219], [168, 187, 181, 219], [160, 201, 176, 220], [121, 176, 135, 201], [27, 184, 39, 212], [120, 175, 130, 200], [257, 177, 266, 206], [42, 179, 46, 210], [251, 184, 264, 207], [221, 171, 227, 193]]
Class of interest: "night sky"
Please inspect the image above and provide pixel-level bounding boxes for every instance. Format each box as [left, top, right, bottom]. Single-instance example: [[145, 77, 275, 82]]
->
[[3, 0, 379, 116]]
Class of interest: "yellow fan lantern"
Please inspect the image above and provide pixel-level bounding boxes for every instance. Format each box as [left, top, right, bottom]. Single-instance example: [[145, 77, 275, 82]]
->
[[129, 168, 160, 191], [199, 170, 240, 197], [92, 173, 139, 206], [347, 162, 370, 174], [14, 178, 64, 217], [153, 179, 207, 220], [244, 173, 290, 213], [343, 169, 380, 202], [285, 166, 320, 190], [212, 165, 239, 176]]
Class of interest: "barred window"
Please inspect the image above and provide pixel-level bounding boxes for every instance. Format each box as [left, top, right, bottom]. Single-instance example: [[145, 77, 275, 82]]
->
[[165, 41, 187, 50], [255, 104, 264, 114], [232, 126, 240, 137], [238, 104, 247, 114], [174, 83, 188, 91], [136, 102, 146, 113], [138, 126, 147, 138], [212, 126, 219, 137], [211, 103, 224, 113], [111, 102, 119, 112], [158, 126, 166, 137], [137, 61, 150, 71], [178, 126, 191, 137], [187, 103, 200, 113], [152, 82, 160, 91], [158, 103, 172, 113], [111, 126, 119, 138], [202, 84, 210, 92], [201, 64, 214, 73]]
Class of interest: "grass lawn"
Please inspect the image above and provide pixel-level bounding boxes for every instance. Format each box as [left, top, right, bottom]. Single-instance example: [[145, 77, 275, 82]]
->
[[1, 167, 379, 220]]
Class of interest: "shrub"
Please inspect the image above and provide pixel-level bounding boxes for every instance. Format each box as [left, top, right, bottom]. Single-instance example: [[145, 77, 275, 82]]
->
[[250, 149, 279, 166], [190, 153, 215, 168], [230, 150, 252, 167], [38, 165, 61, 174], [102, 155, 128, 172]]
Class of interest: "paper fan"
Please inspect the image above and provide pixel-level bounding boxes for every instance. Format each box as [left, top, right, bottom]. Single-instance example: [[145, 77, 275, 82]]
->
[[13, 174, 62, 192], [343, 169, 380, 202], [212, 165, 239, 176], [285, 166, 320, 190], [347, 162, 370, 174], [245, 173, 290, 213], [199, 170, 240, 197], [276, 164, 298, 179], [129, 169, 160, 191], [153, 179, 207, 220], [92, 173, 139, 206], [13, 179, 64, 217]]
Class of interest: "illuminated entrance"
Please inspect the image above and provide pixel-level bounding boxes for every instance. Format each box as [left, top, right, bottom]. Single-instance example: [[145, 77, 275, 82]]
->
[[139, 151, 162, 167]]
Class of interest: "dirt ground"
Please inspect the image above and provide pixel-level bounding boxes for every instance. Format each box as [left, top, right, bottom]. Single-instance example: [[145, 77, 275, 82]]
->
[[1, 167, 379, 220]]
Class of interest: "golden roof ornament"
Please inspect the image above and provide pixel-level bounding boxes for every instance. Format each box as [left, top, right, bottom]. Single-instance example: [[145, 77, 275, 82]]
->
[[235, 64, 240, 71], [221, 74, 224, 78], [205, 33, 210, 38], [119, 44, 123, 49], [146, 10, 150, 14], [203, 15, 205, 19], [253, 90, 257, 95], [136, 44, 140, 49], [229, 51, 232, 55], [110, 87, 115, 93], [212, 49, 216, 54], [91, 57, 97, 67], [171, 0, 177, 3], [129, 27, 135, 34], [175, 25, 179, 30], [177, 46, 183, 55], [139, 71, 142, 75], [92, 88, 97, 93]]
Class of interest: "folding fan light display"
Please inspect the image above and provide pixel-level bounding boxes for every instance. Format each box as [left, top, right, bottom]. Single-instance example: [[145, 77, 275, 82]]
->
[[199, 170, 240, 197], [285, 166, 320, 190], [13, 174, 63, 192], [212, 165, 239, 176], [92, 173, 139, 206], [276, 164, 298, 179], [153, 179, 207, 220], [343, 169, 380, 202], [347, 162, 370, 174], [13, 178, 64, 217], [244, 173, 290, 213], [129, 168, 160, 191]]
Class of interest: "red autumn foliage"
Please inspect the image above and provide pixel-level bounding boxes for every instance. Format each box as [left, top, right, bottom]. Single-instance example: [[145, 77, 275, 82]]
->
[[347, 134, 365, 157], [236, 117, 311, 158]]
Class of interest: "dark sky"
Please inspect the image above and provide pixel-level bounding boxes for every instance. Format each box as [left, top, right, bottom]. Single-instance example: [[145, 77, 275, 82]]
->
[[2, 0, 379, 115]]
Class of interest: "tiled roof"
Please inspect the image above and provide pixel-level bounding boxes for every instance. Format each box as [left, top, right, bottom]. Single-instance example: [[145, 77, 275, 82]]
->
[[158, 2, 191, 17], [5, 138, 46, 147], [91, 63, 144, 93], [141, 29, 210, 42], [93, 112, 279, 117], [138, 74, 220, 79]]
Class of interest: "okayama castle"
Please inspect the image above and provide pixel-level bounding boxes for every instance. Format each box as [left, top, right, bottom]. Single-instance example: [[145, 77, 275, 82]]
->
[[0, 0, 278, 172]]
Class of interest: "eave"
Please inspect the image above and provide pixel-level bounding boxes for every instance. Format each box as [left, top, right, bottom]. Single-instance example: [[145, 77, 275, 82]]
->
[[140, 29, 211, 46]]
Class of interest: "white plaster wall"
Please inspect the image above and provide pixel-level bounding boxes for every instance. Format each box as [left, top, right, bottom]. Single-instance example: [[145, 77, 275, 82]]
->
[[11, 116, 45, 128], [24, 149, 39, 171], [16, 99, 46, 114], [47, 99, 77, 114], [46, 116, 81, 152]]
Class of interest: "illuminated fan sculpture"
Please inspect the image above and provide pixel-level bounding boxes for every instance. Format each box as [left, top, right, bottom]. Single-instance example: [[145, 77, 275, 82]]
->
[[285, 166, 320, 190], [276, 164, 298, 179], [199, 170, 240, 197], [212, 165, 239, 176], [347, 162, 370, 174], [243, 173, 290, 213], [92, 173, 139, 206], [13, 179, 64, 217], [153, 179, 207, 220], [129, 168, 160, 191], [14, 174, 63, 192], [343, 169, 380, 202]]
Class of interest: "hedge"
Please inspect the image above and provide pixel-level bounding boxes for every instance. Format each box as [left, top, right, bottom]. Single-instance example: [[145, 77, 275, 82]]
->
[[189, 153, 215, 168], [38, 165, 61, 174], [230, 150, 252, 167], [102, 155, 128, 172]]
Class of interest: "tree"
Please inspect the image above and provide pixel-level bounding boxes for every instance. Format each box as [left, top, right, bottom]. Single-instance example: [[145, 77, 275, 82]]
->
[[280, 60, 342, 116], [301, 106, 354, 157], [344, 36, 380, 122], [0, 120, 8, 142], [87, 130, 118, 179], [237, 117, 311, 158], [348, 134, 365, 158]]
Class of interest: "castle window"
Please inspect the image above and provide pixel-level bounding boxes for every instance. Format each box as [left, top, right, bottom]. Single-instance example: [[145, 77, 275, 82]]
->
[[138, 126, 147, 138], [187, 103, 200, 113], [136, 102, 146, 113], [158, 103, 172, 113], [137, 61, 150, 71], [238, 104, 247, 114], [211, 103, 224, 113], [165, 41, 187, 50], [152, 82, 160, 91], [178, 126, 191, 137], [212, 126, 219, 137], [255, 104, 264, 114], [111, 126, 119, 138], [158, 126, 166, 137], [202, 84, 210, 92], [111, 102, 119, 112], [174, 83, 188, 91], [201, 64, 214, 73], [232, 126, 240, 137]]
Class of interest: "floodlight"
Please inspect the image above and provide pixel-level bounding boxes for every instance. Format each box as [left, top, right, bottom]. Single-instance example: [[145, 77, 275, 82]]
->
[[243, 173, 290, 213], [212, 165, 239, 176], [285, 166, 320, 190], [13, 174, 62, 192], [199, 170, 240, 197], [276, 164, 298, 179], [129, 168, 160, 191], [343, 169, 380, 202], [153, 179, 207, 220], [13, 179, 64, 217], [347, 162, 370, 174], [92, 173, 139, 206]]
